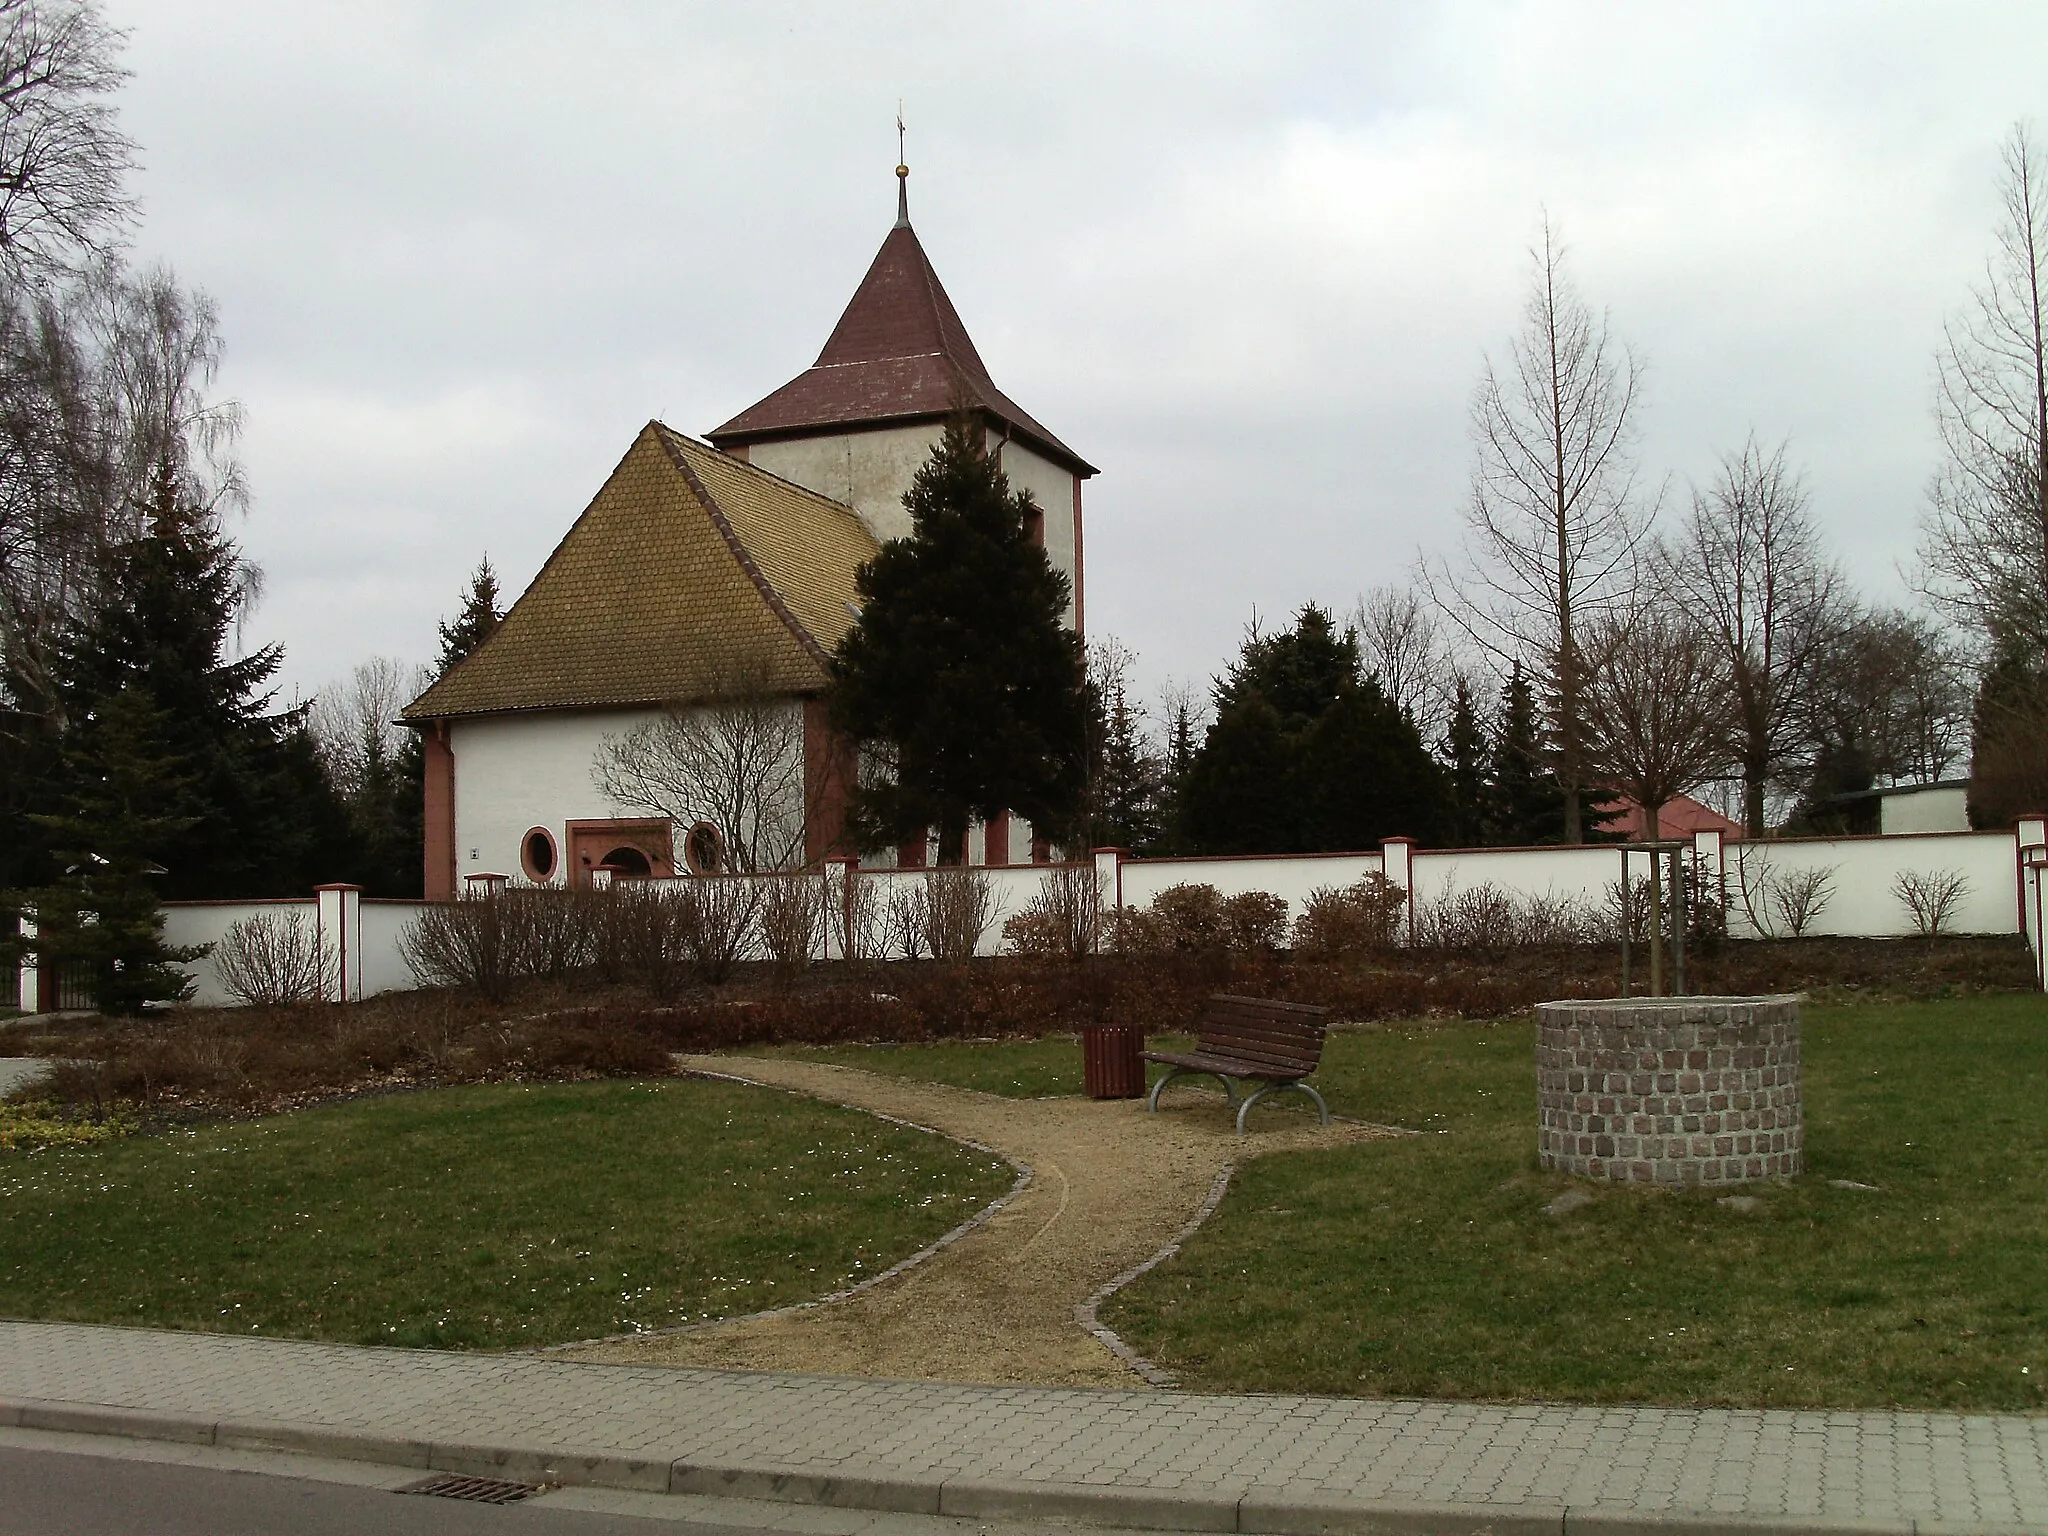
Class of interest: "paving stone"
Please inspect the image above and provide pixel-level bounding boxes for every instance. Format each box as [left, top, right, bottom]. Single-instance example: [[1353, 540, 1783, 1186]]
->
[[1, 1321, 2044, 1532]]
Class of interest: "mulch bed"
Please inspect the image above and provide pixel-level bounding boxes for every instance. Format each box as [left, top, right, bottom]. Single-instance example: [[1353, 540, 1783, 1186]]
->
[[2, 935, 2033, 1124]]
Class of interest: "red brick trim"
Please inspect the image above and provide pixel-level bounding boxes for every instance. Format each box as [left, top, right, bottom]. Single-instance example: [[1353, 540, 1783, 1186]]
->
[[423, 723, 457, 900]]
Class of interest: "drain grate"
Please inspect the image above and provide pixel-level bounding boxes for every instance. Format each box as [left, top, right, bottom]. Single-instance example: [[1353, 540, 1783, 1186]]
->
[[398, 1472, 541, 1504]]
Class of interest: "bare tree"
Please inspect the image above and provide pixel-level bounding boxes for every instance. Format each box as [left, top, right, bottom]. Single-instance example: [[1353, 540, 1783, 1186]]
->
[[1920, 121, 2048, 659], [592, 676, 809, 874], [0, 0, 135, 286], [1667, 435, 1846, 835], [1351, 582, 1457, 741], [1577, 598, 1732, 838], [308, 655, 429, 801], [0, 263, 246, 726], [1428, 216, 1656, 841], [1805, 606, 1971, 790]]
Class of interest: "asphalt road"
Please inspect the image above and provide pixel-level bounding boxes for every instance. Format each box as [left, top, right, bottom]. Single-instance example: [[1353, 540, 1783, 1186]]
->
[[0, 1443, 755, 1536]]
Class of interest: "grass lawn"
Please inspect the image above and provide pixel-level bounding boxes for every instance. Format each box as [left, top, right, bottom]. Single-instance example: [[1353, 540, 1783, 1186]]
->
[[0, 1079, 1010, 1350], [744, 1034, 1106, 1098], [767, 998, 2048, 1410]]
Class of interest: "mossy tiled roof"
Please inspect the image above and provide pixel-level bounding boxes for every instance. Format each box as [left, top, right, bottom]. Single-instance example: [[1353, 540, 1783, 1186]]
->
[[403, 424, 878, 722]]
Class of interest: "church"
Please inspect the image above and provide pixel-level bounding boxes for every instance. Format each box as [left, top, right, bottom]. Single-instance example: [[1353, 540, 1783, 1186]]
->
[[401, 165, 1094, 896]]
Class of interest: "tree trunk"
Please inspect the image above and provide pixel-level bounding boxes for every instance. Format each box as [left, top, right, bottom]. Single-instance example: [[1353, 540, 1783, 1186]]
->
[[936, 814, 970, 867]]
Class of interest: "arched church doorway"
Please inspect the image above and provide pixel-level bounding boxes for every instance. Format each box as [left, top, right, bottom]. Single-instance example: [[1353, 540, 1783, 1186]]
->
[[565, 818, 674, 886]]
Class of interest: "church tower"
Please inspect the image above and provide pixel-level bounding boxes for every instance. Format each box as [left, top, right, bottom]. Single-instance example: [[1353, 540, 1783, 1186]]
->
[[707, 164, 1095, 630]]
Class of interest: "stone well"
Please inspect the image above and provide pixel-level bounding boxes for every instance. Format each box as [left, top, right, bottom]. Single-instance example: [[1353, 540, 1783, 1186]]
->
[[1534, 996, 1803, 1186]]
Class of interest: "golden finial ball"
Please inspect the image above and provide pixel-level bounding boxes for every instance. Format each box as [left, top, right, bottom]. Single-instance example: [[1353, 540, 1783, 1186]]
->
[[896, 164, 909, 178]]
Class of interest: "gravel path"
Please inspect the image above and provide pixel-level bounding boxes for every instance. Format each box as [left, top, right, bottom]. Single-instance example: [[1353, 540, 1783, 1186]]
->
[[550, 1056, 1401, 1388], [0, 1058, 52, 1097]]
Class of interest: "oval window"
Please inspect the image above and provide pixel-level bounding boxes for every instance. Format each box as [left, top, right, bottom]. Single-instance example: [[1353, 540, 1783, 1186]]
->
[[521, 827, 558, 883], [684, 821, 725, 875]]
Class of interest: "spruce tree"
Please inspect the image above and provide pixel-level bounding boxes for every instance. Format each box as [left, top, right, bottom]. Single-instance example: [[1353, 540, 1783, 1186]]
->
[[828, 412, 1090, 862], [436, 558, 503, 676], [22, 686, 209, 1014], [46, 494, 338, 898], [1963, 628, 2048, 829], [1440, 677, 1490, 847], [1090, 672, 1164, 851], [1490, 661, 1568, 844], [1182, 606, 1449, 853]]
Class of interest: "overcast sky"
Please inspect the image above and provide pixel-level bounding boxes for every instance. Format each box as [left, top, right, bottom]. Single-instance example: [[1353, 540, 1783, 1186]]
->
[[107, 1, 2046, 715]]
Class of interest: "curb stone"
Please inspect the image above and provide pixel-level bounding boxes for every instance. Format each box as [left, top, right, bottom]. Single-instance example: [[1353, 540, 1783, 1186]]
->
[[1, 1394, 2003, 1535]]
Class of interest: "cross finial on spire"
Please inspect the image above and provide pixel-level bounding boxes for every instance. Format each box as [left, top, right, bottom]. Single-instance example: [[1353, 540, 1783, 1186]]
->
[[895, 102, 910, 228]]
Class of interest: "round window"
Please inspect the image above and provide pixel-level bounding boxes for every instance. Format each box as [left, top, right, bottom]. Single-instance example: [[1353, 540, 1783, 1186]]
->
[[521, 827, 558, 883], [684, 821, 725, 875], [601, 845, 653, 878]]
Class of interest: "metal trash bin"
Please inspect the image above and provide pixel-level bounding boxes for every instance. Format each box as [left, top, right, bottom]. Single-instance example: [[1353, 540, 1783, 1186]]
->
[[1082, 1024, 1146, 1099]]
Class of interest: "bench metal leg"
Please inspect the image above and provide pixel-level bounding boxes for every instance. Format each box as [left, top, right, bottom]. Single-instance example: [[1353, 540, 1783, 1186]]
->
[[1147, 1066, 1238, 1113], [1234, 1080, 1331, 1136]]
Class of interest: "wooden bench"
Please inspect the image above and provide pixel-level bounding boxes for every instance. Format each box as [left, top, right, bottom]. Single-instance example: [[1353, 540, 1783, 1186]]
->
[[1142, 995, 1332, 1135]]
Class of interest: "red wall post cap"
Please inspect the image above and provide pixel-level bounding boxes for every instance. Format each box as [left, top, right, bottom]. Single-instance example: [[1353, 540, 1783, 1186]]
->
[[312, 883, 365, 893]]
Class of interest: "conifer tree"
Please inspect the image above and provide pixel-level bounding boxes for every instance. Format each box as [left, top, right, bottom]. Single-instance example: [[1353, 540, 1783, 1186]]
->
[[22, 685, 209, 1014], [436, 558, 502, 676], [1090, 670, 1164, 851], [1182, 606, 1449, 853], [828, 411, 1090, 862], [1490, 660, 1568, 845], [1440, 677, 1490, 847], [45, 493, 341, 898]]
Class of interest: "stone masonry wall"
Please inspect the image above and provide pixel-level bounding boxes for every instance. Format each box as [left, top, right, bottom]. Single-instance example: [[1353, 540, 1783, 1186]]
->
[[1534, 996, 1803, 1185]]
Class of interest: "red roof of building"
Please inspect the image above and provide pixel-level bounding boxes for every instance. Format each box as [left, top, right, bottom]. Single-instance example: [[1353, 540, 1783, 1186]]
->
[[709, 189, 1095, 478], [1595, 792, 1746, 840]]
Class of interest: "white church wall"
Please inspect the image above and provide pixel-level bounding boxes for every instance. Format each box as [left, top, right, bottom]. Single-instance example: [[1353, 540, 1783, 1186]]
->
[[1407, 845, 1623, 928], [450, 708, 667, 882], [747, 424, 941, 546], [996, 439, 1080, 621], [744, 426, 1080, 625]]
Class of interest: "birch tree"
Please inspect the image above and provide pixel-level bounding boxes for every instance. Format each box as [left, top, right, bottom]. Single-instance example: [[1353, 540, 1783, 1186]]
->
[[1430, 217, 1655, 842]]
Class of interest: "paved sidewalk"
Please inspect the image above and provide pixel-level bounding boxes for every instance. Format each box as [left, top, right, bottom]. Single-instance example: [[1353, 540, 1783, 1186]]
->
[[2, 1322, 2043, 1534]]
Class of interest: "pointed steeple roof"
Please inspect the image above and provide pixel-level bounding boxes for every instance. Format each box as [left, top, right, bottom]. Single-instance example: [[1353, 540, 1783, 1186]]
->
[[709, 177, 1094, 477]]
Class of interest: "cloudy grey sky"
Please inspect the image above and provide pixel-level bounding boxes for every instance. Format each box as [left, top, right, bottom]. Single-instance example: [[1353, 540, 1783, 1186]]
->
[[107, 1, 2045, 711]]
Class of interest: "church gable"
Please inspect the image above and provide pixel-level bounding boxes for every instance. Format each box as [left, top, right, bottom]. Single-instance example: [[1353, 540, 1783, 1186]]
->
[[405, 424, 877, 721]]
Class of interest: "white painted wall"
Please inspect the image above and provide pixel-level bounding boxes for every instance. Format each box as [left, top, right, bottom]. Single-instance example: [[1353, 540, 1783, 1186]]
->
[[362, 900, 433, 995], [1115, 853, 1386, 927], [1722, 832, 2019, 938], [1409, 846, 1624, 926], [1880, 785, 1971, 835], [161, 900, 317, 1007], [451, 703, 807, 885]]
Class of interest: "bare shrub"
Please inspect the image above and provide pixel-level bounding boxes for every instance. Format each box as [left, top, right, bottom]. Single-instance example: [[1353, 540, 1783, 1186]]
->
[[622, 883, 695, 998], [679, 877, 765, 983], [1293, 874, 1407, 958], [1001, 864, 1099, 960], [398, 894, 520, 1002], [1147, 884, 1228, 951], [1894, 868, 1970, 938], [1771, 865, 1837, 938], [1730, 849, 1840, 939], [508, 886, 589, 981], [1222, 891, 1290, 953], [1605, 875, 1653, 946], [834, 869, 883, 963], [760, 871, 825, 973], [926, 866, 997, 963], [584, 885, 637, 984], [1414, 881, 1519, 952], [213, 909, 328, 1007], [1512, 889, 1601, 947], [879, 879, 929, 961]]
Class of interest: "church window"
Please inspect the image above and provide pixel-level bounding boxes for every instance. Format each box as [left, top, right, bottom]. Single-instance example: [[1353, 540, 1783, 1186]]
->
[[684, 821, 726, 876], [521, 827, 558, 883]]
